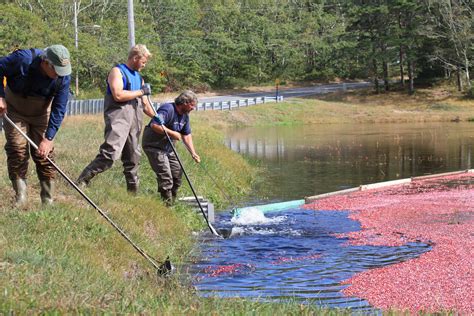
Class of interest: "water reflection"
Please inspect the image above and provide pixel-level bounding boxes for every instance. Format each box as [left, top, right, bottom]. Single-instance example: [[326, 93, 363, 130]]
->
[[225, 122, 474, 200]]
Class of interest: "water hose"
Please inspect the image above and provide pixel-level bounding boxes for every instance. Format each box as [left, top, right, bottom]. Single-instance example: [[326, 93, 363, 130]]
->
[[3, 113, 173, 276]]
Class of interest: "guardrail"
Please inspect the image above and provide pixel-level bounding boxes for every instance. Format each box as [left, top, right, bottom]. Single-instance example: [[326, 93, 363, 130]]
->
[[0, 95, 284, 130], [66, 95, 284, 116], [67, 99, 104, 116], [196, 96, 283, 111]]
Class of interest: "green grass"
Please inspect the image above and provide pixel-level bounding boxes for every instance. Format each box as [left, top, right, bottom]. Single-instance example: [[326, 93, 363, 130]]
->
[[428, 102, 458, 111]]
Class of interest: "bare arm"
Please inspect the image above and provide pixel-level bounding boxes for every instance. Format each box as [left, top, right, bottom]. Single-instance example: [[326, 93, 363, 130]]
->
[[108, 67, 144, 102], [141, 85, 155, 118], [182, 134, 200, 163]]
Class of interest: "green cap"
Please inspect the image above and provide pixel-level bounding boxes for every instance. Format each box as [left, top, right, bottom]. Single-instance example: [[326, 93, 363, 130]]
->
[[45, 45, 72, 76]]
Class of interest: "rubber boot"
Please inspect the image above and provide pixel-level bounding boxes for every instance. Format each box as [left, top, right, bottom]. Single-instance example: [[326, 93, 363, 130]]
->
[[127, 183, 138, 195], [171, 189, 178, 204], [76, 168, 95, 188], [12, 179, 28, 207], [160, 190, 173, 206], [40, 180, 54, 205]]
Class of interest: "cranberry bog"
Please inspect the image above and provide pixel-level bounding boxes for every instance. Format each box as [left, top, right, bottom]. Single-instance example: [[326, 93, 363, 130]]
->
[[304, 169, 473, 313], [191, 170, 473, 314]]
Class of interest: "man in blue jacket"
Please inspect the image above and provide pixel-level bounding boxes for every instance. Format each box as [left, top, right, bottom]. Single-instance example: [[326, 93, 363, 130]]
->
[[0, 45, 72, 206]]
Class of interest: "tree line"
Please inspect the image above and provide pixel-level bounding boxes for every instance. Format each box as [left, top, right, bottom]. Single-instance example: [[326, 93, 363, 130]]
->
[[1, 0, 472, 97]]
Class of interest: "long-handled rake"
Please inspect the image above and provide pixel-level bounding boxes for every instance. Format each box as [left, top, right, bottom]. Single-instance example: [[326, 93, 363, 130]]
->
[[3, 113, 174, 276]]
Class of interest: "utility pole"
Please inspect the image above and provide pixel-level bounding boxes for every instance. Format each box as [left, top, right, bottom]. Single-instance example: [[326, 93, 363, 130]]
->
[[71, 1, 99, 98], [275, 79, 280, 102], [73, 0, 79, 96], [128, 0, 135, 48]]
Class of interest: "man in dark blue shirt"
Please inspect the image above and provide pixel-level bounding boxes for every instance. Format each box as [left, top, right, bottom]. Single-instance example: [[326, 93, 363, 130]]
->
[[142, 90, 200, 205], [0, 45, 72, 206]]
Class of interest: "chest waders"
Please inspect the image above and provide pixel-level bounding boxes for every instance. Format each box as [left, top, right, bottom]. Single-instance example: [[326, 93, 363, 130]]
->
[[3, 86, 55, 205], [76, 68, 143, 192]]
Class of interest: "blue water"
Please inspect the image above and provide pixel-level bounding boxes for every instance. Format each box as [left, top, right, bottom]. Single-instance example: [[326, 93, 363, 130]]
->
[[190, 208, 431, 312]]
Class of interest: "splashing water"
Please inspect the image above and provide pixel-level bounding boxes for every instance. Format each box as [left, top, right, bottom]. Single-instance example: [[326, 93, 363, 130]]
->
[[227, 208, 297, 237], [231, 208, 287, 226]]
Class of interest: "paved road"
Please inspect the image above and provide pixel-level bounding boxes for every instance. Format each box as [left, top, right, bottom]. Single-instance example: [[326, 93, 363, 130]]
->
[[199, 81, 372, 103]]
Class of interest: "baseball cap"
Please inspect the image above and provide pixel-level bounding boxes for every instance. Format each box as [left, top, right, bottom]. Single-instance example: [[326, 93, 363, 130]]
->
[[45, 45, 72, 76]]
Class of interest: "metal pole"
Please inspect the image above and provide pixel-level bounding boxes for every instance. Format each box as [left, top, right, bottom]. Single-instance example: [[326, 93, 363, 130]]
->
[[127, 0, 135, 48], [74, 0, 79, 96], [275, 79, 281, 103]]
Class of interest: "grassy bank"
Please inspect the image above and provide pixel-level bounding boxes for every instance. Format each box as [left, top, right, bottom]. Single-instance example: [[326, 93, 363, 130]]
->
[[194, 87, 474, 129]]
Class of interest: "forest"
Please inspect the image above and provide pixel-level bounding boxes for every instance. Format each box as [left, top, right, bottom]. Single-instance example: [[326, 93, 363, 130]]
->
[[1, 0, 472, 97]]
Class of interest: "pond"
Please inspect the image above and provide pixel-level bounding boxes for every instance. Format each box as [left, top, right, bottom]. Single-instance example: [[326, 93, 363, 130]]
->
[[225, 122, 473, 201], [190, 122, 474, 311]]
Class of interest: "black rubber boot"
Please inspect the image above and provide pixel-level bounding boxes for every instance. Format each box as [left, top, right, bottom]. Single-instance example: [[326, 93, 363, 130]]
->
[[12, 179, 27, 207], [171, 189, 178, 203], [160, 190, 173, 206], [127, 183, 138, 195], [76, 168, 95, 188], [40, 180, 53, 205]]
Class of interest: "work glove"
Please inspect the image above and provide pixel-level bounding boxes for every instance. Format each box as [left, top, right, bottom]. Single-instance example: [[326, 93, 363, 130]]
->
[[142, 83, 152, 96], [153, 114, 164, 125]]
